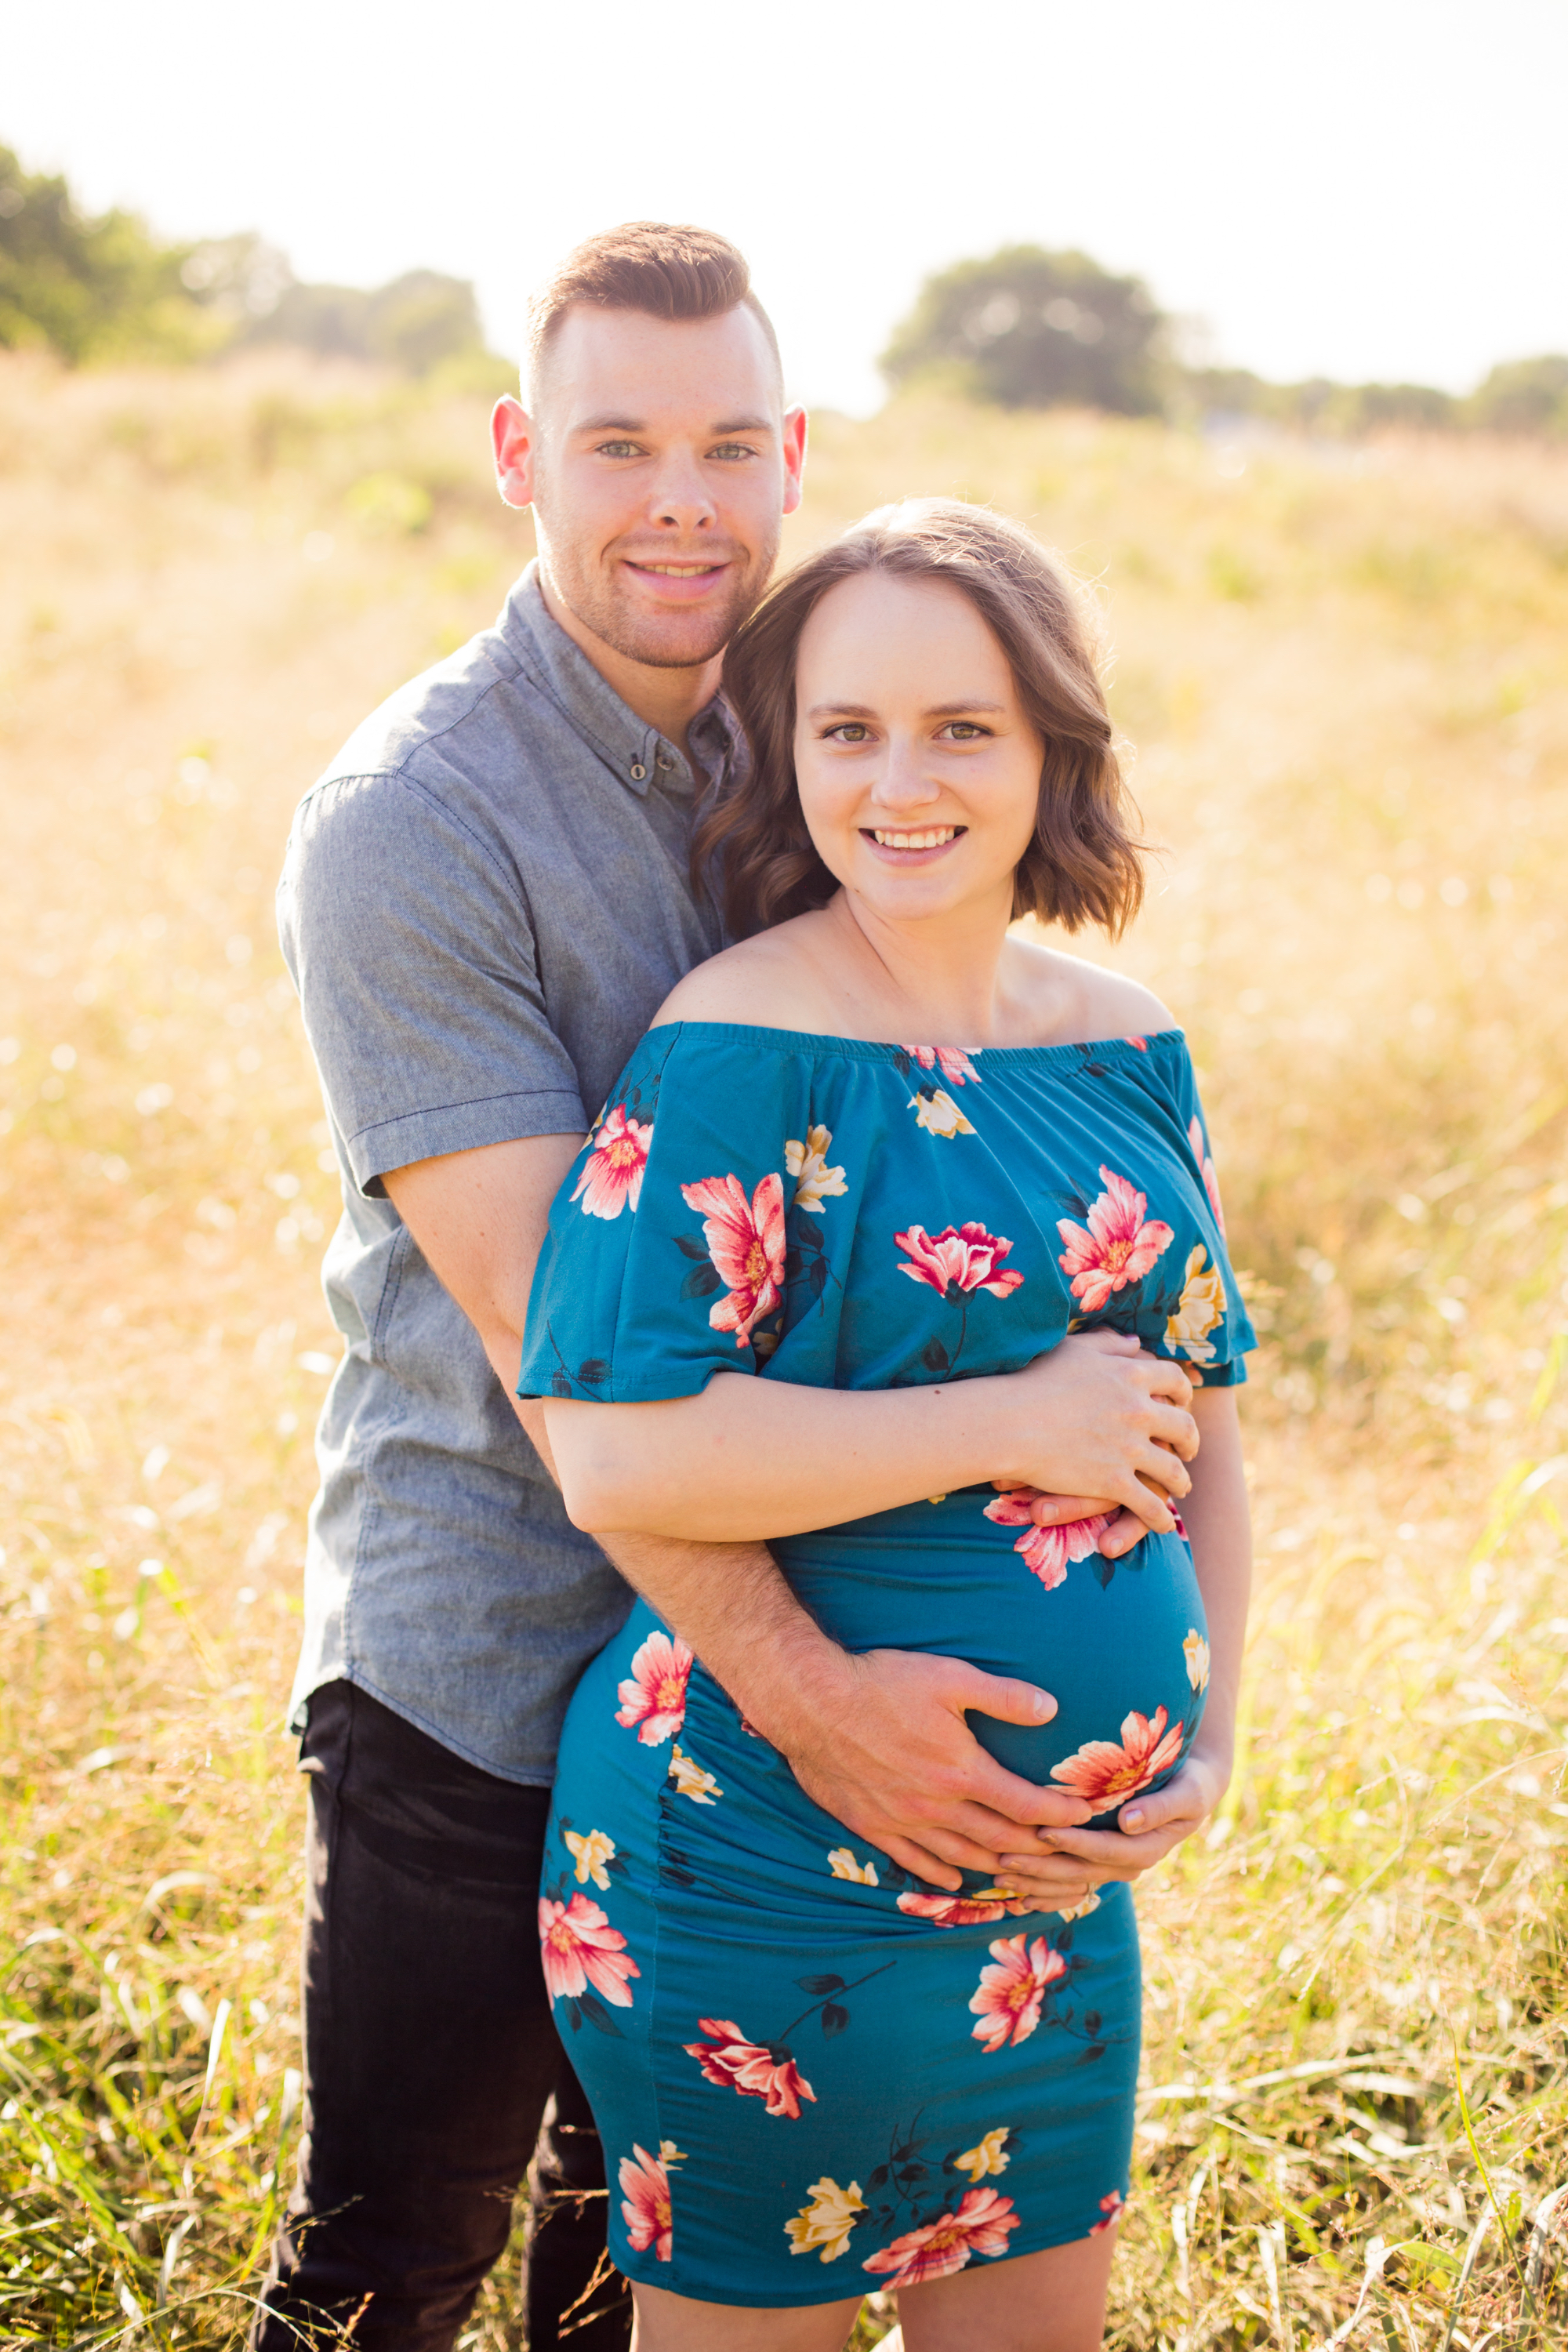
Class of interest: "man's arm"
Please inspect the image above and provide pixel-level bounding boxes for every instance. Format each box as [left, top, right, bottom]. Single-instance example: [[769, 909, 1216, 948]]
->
[[383, 1134, 1189, 1893]]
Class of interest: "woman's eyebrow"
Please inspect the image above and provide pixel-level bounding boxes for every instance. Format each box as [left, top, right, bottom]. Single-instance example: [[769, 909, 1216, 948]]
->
[[924, 700, 1007, 717]]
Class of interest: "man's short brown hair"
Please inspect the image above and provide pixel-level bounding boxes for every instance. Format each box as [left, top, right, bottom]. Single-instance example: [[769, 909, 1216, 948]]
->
[[525, 221, 782, 401]]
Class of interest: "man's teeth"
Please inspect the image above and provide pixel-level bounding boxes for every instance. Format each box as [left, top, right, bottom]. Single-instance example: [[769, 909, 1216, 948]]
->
[[638, 562, 719, 575], [872, 827, 960, 850]]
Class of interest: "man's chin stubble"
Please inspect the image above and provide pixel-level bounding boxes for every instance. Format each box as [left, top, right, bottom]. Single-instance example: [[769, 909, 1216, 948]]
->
[[572, 569, 771, 673]]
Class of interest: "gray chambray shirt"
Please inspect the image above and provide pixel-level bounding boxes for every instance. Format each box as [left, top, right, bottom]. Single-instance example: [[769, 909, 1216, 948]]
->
[[278, 563, 731, 1780]]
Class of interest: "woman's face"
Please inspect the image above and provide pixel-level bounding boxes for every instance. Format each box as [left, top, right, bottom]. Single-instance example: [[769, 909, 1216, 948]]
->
[[791, 569, 1044, 929]]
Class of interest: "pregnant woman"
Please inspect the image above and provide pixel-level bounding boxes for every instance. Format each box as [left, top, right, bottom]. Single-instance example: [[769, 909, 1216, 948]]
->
[[519, 501, 1254, 2351]]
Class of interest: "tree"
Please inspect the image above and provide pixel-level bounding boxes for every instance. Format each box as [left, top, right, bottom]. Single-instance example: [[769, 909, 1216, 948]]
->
[[882, 244, 1166, 415], [0, 145, 209, 363], [1465, 356, 1568, 437]]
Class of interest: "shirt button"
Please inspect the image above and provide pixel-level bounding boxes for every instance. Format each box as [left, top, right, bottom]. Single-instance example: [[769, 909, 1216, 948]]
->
[[656, 753, 675, 771], [629, 760, 647, 781]]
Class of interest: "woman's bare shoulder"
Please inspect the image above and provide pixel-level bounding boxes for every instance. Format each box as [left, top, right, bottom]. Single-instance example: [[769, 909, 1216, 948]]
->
[[651, 916, 840, 1033], [1010, 938, 1178, 1044]]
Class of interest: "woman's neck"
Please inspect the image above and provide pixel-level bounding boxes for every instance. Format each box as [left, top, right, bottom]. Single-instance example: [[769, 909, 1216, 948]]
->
[[816, 888, 1028, 1047]]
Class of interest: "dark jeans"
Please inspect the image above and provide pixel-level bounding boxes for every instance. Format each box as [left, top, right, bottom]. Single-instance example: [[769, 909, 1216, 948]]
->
[[251, 1682, 631, 2352]]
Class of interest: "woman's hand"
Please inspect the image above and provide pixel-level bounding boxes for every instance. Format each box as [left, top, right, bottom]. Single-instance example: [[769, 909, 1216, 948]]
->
[[995, 1747, 1232, 1898], [993, 1333, 1199, 1538]]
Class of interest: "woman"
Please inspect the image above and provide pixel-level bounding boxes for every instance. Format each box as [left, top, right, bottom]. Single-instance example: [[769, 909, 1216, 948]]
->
[[519, 500, 1254, 2352]]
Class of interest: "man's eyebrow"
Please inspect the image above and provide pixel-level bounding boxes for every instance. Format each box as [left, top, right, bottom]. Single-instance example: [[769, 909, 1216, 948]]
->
[[571, 413, 776, 436]]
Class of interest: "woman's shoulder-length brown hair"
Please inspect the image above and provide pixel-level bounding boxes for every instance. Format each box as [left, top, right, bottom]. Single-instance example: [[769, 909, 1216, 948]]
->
[[695, 497, 1144, 941]]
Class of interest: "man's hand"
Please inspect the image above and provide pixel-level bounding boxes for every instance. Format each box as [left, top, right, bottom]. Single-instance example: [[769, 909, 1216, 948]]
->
[[766, 1646, 1094, 1893], [996, 1748, 1230, 1900]]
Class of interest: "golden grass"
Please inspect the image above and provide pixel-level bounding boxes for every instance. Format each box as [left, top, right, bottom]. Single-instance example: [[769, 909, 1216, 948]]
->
[[1, 351, 1564, 2348]]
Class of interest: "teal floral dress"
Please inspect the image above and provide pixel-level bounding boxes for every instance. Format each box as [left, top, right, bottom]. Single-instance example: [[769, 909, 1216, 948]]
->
[[517, 1022, 1254, 2308]]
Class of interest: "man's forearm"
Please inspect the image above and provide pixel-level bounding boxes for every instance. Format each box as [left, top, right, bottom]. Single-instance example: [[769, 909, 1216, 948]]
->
[[593, 1525, 843, 1746]]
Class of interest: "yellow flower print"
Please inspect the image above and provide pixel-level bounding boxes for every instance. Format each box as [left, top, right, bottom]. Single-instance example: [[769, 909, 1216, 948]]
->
[[668, 1744, 723, 1804], [1051, 1890, 1102, 1922], [1183, 1628, 1211, 1693], [563, 1827, 615, 1889], [956, 2126, 1012, 2183], [826, 1846, 880, 1886], [784, 1126, 848, 1213], [785, 2176, 866, 2261], [659, 2140, 687, 2167], [1165, 1243, 1226, 1365], [909, 1087, 975, 1139]]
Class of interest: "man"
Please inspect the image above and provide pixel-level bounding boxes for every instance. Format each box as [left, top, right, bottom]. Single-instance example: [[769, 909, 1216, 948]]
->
[[256, 223, 1199, 2352]]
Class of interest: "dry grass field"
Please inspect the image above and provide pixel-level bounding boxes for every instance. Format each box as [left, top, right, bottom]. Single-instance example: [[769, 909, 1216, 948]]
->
[[1, 351, 1566, 2349]]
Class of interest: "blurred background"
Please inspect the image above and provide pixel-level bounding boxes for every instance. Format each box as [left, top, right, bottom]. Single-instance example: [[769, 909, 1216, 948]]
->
[[2, 4, 1566, 2346]]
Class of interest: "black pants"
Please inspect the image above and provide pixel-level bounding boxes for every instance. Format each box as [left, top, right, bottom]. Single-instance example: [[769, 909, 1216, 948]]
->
[[251, 1682, 631, 2352]]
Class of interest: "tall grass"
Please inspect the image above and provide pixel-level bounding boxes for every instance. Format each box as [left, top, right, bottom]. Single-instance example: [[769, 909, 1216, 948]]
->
[[1, 353, 1564, 2347]]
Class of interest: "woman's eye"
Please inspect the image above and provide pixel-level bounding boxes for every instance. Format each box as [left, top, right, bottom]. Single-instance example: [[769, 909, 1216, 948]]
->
[[942, 720, 988, 741], [826, 723, 871, 744]]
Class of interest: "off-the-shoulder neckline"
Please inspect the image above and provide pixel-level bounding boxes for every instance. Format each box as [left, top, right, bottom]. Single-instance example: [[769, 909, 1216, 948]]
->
[[643, 1020, 1186, 1069]]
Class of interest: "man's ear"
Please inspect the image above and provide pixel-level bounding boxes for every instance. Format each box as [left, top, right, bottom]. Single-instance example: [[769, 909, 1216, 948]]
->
[[492, 396, 539, 510], [782, 405, 808, 518]]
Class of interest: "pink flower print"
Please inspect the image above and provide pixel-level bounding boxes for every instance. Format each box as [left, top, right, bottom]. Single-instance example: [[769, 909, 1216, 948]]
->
[[895, 1221, 1024, 1301], [983, 1490, 1114, 1592], [1091, 2189, 1127, 2235], [683, 2019, 817, 2118], [619, 2143, 674, 2260], [903, 1044, 982, 1087], [615, 1628, 692, 1744], [862, 2187, 1019, 2286], [1050, 1704, 1186, 1808], [680, 1171, 787, 1347], [571, 1104, 652, 1219], [1056, 1167, 1174, 1313], [898, 1889, 1036, 1927], [969, 1933, 1066, 2052], [538, 1893, 641, 2008], [1189, 1115, 1226, 1235], [1125, 1034, 1149, 1051]]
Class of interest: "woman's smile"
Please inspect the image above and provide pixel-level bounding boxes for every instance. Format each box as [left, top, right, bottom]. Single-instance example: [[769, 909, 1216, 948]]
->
[[862, 822, 968, 861]]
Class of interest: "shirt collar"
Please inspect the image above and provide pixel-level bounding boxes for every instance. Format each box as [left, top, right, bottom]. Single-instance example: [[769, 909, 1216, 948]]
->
[[498, 561, 739, 799]]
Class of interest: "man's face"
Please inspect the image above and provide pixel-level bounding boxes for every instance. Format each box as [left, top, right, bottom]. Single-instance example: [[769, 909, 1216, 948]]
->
[[495, 304, 805, 672]]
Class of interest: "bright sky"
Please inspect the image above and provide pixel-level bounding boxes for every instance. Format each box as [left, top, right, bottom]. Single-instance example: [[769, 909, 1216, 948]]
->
[[11, 0, 1567, 413]]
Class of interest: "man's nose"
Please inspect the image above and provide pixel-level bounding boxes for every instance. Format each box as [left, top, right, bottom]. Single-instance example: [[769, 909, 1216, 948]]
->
[[645, 448, 716, 533]]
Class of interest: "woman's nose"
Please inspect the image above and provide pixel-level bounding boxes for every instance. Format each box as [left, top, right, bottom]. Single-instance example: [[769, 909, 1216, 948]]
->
[[870, 738, 941, 811]]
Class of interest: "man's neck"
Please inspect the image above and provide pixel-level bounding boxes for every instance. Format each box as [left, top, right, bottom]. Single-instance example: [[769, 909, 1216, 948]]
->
[[536, 569, 722, 763]]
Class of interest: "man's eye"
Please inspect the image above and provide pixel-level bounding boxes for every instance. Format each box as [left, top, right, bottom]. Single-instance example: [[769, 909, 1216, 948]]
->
[[709, 442, 756, 462], [596, 441, 641, 459]]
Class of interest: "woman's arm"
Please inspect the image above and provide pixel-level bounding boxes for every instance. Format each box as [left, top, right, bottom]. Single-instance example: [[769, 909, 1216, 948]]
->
[[541, 1334, 1197, 1541], [996, 1384, 1252, 1900]]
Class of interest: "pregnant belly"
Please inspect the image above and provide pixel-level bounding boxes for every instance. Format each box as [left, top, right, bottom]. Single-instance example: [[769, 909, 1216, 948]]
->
[[775, 1493, 1209, 1817]]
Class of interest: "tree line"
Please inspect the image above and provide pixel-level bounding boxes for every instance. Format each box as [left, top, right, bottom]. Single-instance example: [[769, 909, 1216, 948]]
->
[[886, 245, 1568, 438], [3, 143, 1564, 437], [0, 144, 503, 381]]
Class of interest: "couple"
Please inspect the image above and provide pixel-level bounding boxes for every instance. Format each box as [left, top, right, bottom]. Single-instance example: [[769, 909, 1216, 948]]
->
[[256, 224, 1252, 2352]]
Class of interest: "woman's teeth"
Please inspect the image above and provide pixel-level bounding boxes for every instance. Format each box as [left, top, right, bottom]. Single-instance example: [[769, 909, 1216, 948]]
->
[[871, 827, 960, 850]]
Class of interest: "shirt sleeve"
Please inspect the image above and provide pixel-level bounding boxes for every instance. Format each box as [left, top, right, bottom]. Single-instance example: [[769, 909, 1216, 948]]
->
[[518, 1027, 845, 1404], [278, 770, 586, 1196], [1167, 1045, 1258, 1388]]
